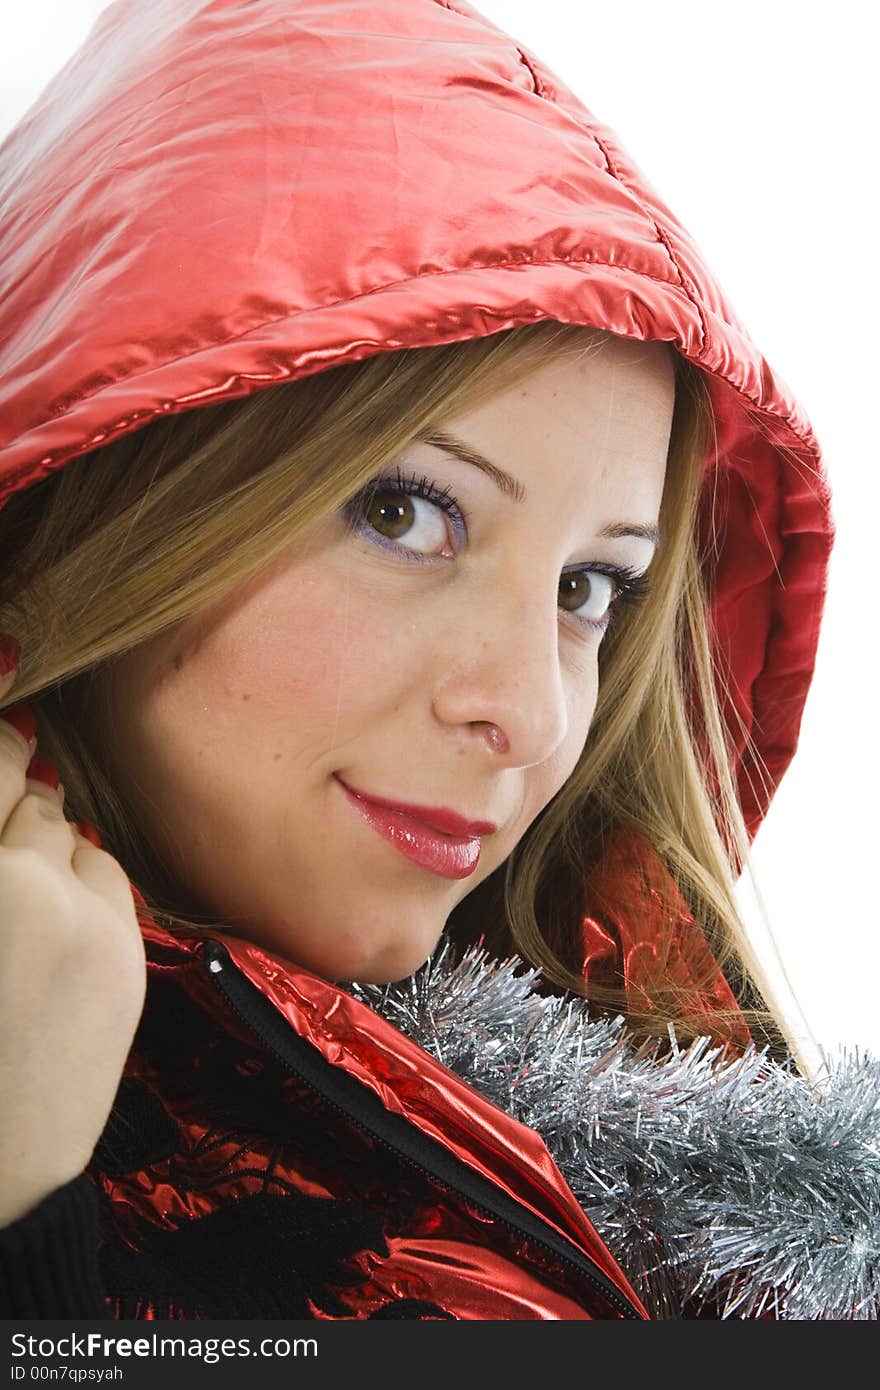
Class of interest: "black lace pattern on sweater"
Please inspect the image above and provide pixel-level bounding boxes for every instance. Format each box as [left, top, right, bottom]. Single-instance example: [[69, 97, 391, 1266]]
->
[[90, 975, 455, 1320]]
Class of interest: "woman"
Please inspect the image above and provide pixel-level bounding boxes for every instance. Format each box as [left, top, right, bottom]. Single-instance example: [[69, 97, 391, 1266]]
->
[[0, 0, 861, 1321]]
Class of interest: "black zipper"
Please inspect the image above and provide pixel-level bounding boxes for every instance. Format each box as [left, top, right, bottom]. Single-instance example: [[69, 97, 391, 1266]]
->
[[201, 937, 644, 1320]]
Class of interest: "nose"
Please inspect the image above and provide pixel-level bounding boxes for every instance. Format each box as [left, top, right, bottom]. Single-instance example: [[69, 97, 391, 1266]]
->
[[430, 587, 571, 769]]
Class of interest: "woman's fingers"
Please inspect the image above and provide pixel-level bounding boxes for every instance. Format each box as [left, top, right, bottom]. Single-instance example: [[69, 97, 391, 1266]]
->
[[0, 689, 73, 862], [0, 704, 39, 823], [0, 637, 139, 922], [0, 708, 135, 920], [70, 836, 143, 925], [1, 771, 79, 865], [0, 642, 79, 858], [0, 636, 147, 1224]]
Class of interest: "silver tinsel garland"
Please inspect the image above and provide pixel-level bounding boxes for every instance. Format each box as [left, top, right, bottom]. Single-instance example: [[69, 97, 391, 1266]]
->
[[350, 943, 880, 1320]]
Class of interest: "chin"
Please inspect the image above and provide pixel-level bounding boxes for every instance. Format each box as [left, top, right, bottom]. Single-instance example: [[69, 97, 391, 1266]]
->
[[236, 902, 446, 986], [323, 928, 443, 986]]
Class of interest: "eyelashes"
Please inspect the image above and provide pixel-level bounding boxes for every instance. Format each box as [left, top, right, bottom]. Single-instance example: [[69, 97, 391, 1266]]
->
[[342, 465, 652, 634], [345, 466, 465, 550], [562, 561, 652, 632]]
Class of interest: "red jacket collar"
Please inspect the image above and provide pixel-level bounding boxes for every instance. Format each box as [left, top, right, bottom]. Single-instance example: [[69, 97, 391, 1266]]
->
[[132, 882, 648, 1318]]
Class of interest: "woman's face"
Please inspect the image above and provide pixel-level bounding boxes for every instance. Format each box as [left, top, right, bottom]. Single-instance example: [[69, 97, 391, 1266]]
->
[[100, 334, 675, 981]]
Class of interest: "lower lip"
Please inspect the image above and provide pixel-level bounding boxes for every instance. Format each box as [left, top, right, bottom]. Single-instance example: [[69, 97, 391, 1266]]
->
[[336, 779, 482, 879]]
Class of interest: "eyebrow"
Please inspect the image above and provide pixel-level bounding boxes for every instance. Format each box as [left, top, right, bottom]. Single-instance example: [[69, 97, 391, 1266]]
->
[[415, 428, 662, 548]]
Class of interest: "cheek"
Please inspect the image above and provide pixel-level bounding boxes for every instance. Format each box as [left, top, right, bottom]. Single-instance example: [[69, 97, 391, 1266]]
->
[[204, 567, 418, 749], [536, 713, 593, 807], [514, 667, 599, 841], [558, 653, 600, 767]]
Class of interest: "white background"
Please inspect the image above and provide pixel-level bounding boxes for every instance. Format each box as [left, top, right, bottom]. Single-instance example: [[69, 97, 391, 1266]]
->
[[2, 1, 876, 1061]]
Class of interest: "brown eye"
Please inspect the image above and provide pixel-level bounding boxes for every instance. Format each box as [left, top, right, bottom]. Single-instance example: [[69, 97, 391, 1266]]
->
[[346, 468, 465, 560], [357, 483, 450, 556], [365, 489, 415, 541], [559, 570, 615, 624]]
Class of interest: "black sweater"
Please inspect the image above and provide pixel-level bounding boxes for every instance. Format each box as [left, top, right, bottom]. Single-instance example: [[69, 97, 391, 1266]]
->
[[0, 1174, 109, 1318]]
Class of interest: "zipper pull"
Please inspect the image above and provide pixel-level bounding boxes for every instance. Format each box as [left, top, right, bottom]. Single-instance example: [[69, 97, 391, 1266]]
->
[[203, 938, 230, 973]]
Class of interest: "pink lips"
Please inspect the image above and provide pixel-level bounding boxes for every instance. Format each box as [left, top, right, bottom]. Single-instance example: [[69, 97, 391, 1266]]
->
[[335, 776, 493, 880]]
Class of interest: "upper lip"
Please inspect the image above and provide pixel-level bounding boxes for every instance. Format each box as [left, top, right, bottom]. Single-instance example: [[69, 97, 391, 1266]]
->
[[335, 775, 498, 838]]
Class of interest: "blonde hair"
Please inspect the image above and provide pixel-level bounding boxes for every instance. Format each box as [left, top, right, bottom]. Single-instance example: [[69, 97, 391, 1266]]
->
[[0, 321, 787, 1052]]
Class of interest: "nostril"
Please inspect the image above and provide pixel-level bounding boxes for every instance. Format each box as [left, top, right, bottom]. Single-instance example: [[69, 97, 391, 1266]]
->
[[484, 724, 509, 754]]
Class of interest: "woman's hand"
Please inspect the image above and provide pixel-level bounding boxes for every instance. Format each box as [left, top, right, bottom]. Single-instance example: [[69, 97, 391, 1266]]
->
[[0, 638, 147, 1227]]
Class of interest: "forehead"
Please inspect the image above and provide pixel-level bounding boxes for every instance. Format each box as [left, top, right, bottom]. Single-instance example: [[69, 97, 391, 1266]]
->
[[442, 335, 676, 495], [510, 335, 675, 426]]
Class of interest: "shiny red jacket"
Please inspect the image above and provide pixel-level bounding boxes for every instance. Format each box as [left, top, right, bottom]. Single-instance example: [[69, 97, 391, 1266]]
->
[[0, 0, 833, 1319]]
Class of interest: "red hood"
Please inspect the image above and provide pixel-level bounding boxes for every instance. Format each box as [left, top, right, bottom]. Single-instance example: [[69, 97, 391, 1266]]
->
[[0, 0, 833, 840]]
